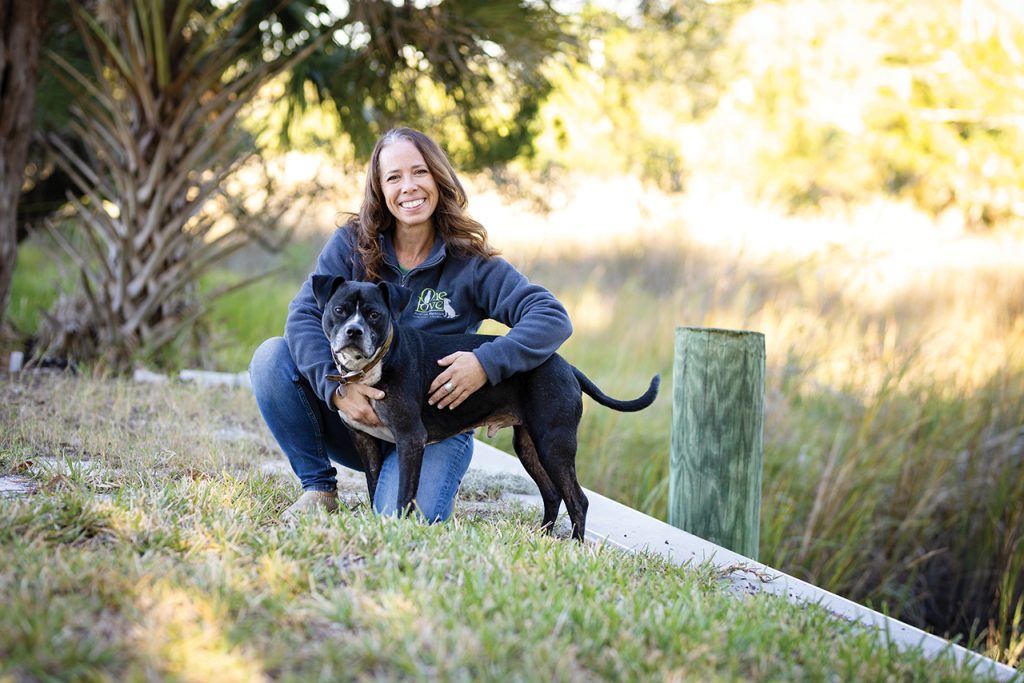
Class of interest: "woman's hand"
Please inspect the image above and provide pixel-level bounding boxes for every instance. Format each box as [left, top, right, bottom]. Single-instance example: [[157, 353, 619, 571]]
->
[[428, 351, 487, 410], [332, 383, 386, 426]]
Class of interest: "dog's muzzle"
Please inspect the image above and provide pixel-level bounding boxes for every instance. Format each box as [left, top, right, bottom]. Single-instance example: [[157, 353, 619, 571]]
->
[[326, 324, 395, 386], [332, 327, 375, 366]]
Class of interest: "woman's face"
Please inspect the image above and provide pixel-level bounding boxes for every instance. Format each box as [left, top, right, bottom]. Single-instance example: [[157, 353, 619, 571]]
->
[[378, 138, 439, 233]]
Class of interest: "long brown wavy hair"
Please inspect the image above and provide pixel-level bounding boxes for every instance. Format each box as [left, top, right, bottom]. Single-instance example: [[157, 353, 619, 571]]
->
[[349, 127, 498, 282]]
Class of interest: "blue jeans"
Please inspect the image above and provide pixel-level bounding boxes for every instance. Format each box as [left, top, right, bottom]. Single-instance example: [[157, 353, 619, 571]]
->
[[249, 337, 473, 522]]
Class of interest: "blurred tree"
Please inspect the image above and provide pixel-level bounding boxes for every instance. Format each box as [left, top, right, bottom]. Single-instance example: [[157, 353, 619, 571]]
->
[[868, 0, 1024, 230], [15, 0, 573, 370], [0, 0, 50, 333], [290, 0, 570, 167], [16, 3, 91, 236], [530, 0, 746, 192], [734, 0, 1024, 229]]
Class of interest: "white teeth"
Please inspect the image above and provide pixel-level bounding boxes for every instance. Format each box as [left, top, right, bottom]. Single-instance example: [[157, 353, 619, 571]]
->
[[400, 198, 426, 209]]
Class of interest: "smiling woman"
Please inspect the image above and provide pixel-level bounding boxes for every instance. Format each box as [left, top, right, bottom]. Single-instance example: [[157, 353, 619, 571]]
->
[[249, 127, 574, 524]]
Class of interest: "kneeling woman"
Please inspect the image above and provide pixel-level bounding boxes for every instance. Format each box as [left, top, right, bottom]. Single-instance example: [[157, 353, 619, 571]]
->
[[250, 127, 572, 521]]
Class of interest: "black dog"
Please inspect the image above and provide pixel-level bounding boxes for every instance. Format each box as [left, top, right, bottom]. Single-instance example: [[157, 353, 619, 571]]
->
[[312, 275, 659, 541]]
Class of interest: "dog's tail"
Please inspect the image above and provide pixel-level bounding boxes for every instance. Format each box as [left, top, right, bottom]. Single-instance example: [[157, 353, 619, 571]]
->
[[572, 368, 660, 412]]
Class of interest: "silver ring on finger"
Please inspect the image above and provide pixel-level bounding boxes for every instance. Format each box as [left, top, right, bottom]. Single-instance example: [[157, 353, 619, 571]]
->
[[444, 381, 455, 393]]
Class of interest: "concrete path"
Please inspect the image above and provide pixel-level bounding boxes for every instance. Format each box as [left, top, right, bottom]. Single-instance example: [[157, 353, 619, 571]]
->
[[468, 439, 1020, 682]]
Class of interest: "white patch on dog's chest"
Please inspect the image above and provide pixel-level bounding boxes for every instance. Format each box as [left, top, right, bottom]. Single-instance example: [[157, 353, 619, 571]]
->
[[338, 410, 396, 443], [360, 364, 383, 385], [336, 369, 394, 442]]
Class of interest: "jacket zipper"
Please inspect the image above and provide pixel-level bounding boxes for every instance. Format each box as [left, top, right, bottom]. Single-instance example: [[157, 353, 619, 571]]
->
[[394, 252, 444, 287], [378, 234, 445, 286]]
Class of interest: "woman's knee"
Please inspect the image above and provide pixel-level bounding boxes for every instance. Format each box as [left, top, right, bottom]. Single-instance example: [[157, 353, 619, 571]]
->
[[249, 337, 294, 392], [372, 437, 472, 523], [417, 434, 475, 522]]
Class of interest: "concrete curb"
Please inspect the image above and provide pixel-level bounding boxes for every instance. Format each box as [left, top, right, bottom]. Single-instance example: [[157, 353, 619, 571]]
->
[[468, 439, 1021, 682]]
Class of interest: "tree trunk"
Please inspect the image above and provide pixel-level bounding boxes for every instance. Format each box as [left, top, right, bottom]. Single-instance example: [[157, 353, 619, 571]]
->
[[0, 0, 48, 324]]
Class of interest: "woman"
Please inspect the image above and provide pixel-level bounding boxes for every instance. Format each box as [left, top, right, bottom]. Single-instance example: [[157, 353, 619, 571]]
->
[[250, 127, 573, 522]]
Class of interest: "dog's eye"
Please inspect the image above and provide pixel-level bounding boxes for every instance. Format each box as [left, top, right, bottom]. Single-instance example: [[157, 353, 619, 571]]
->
[[333, 306, 345, 315], [368, 311, 381, 321]]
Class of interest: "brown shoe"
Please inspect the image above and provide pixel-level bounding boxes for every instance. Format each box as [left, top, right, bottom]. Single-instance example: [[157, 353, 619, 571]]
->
[[283, 490, 338, 521]]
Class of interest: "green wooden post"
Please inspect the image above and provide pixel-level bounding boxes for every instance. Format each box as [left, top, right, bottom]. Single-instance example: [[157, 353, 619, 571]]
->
[[669, 327, 765, 559]]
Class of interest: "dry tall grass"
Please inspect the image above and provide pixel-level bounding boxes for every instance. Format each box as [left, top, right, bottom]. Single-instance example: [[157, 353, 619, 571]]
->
[[462, 175, 1024, 665]]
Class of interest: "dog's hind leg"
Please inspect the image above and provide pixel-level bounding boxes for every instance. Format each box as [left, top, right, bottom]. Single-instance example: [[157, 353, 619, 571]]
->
[[554, 471, 588, 542], [532, 426, 589, 542], [513, 425, 562, 534]]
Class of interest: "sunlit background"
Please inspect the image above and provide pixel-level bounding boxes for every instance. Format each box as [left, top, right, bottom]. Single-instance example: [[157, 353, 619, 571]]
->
[[6, 0, 1024, 669]]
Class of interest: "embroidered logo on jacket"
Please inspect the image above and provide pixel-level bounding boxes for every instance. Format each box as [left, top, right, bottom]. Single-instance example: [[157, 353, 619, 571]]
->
[[415, 288, 459, 319]]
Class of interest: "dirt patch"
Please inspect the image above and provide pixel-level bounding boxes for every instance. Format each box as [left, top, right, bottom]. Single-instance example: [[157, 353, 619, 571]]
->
[[0, 475, 35, 496], [458, 469, 538, 501]]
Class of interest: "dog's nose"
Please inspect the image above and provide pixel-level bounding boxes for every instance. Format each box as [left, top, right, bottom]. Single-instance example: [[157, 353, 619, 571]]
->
[[345, 325, 363, 339]]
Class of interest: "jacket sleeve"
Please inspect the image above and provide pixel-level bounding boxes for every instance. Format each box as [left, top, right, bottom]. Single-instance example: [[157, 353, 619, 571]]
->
[[470, 256, 573, 385], [284, 228, 356, 409]]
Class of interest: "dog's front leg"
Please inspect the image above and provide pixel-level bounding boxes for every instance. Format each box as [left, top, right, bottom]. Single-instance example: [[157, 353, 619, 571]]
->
[[349, 429, 384, 504], [394, 428, 428, 517]]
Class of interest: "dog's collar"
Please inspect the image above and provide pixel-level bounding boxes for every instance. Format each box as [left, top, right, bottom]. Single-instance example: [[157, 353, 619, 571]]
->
[[326, 324, 394, 386]]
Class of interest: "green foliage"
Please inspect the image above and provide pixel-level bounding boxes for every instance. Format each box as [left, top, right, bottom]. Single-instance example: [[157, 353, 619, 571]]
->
[[6, 234, 313, 371], [530, 1, 745, 191], [737, 0, 1024, 229], [868, 2, 1024, 229], [245, 0, 576, 170], [760, 368, 1024, 651]]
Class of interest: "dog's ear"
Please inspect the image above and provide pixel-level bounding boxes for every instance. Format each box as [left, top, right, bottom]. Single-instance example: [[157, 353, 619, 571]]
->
[[377, 281, 413, 315], [311, 274, 346, 309]]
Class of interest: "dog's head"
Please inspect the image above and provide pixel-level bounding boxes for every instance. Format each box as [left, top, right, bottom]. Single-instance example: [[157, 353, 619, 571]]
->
[[311, 275, 411, 372]]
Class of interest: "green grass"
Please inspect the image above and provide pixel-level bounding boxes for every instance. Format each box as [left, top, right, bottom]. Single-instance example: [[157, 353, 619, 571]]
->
[[198, 238, 324, 371], [0, 375, 1004, 681]]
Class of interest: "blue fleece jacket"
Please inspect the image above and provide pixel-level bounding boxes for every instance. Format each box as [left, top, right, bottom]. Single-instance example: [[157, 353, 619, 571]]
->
[[285, 225, 574, 409]]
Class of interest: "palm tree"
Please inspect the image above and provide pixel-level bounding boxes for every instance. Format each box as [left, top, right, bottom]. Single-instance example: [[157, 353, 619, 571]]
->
[[13, 0, 572, 371]]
